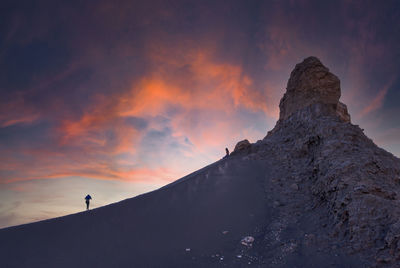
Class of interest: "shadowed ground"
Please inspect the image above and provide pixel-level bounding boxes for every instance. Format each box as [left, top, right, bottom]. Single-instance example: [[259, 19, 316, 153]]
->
[[0, 152, 365, 267]]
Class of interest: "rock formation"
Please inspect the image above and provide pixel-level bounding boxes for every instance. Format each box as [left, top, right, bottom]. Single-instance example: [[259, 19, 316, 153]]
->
[[279, 56, 350, 123], [244, 56, 400, 267], [1, 56, 399, 268], [233, 139, 251, 153]]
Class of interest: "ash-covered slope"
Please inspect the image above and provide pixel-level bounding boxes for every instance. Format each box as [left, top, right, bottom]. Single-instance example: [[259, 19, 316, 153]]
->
[[1, 57, 399, 268]]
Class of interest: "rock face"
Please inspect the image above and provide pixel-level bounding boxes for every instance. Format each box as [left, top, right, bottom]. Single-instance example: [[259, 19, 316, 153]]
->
[[336, 101, 351, 122], [255, 106, 400, 267], [237, 57, 400, 267], [279, 56, 350, 123]]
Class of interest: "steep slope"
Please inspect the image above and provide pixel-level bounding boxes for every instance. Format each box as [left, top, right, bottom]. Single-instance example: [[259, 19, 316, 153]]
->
[[1, 57, 399, 268], [0, 159, 270, 267]]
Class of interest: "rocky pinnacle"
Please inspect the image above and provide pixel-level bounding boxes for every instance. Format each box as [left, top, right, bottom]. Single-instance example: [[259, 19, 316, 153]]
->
[[278, 56, 350, 123]]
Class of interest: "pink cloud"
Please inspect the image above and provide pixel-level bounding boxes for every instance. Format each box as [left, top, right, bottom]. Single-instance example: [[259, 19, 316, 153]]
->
[[359, 76, 396, 118], [0, 97, 41, 127], [1, 44, 273, 185]]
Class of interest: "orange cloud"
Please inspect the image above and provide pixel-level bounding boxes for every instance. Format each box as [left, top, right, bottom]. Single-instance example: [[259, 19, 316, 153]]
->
[[57, 46, 270, 155], [118, 50, 268, 118], [2, 154, 178, 184], [58, 94, 142, 155], [115, 47, 270, 150], [3, 45, 272, 185]]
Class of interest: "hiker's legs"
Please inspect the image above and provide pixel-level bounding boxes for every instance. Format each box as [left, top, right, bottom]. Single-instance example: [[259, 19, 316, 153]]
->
[[86, 201, 89, 210]]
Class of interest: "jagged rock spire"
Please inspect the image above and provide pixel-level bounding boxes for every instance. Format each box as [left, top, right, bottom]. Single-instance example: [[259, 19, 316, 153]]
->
[[279, 56, 350, 122]]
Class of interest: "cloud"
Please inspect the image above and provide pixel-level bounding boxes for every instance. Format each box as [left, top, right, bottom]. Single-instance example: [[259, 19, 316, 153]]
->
[[3, 0, 399, 186], [359, 76, 397, 118], [0, 96, 41, 127], [0, 42, 272, 185], [56, 45, 271, 174], [119, 47, 268, 115], [1, 153, 178, 184]]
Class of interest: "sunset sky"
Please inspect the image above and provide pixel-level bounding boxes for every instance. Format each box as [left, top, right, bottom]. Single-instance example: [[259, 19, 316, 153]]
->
[[1, 0, 400, 228]]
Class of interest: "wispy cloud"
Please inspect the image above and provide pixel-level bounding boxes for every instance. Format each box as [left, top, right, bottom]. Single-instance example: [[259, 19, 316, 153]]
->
[[359, 76, 397, 118]]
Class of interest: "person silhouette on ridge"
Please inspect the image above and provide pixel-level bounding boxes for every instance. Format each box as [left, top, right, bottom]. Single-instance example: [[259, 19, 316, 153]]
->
[[224, 148, 230, 158], [85, 194, 92, 210]]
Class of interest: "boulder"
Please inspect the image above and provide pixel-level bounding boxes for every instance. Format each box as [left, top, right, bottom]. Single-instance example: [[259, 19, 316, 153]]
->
[[234, 139, 251, 152]]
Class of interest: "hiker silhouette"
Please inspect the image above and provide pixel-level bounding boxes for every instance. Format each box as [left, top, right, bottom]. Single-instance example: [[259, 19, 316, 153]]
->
[[223, 147, 229, 159], [85, 194, 92, 210]]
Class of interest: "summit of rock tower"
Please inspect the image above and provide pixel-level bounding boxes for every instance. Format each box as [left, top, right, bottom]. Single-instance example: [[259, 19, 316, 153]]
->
[[278, 56, 350, 123]]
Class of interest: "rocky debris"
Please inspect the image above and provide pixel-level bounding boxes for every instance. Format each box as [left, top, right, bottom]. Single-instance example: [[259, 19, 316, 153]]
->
[[290, 183, 299, 191], [279, 56, 350, 123], [241, 236, 255, 247], [273, 201, 282, 207]]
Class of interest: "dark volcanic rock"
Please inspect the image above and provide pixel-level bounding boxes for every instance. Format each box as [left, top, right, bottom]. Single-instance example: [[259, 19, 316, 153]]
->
[[260, 57, 400, 267], [0, 56, 399, 268], [259, 104, 400, 267]]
